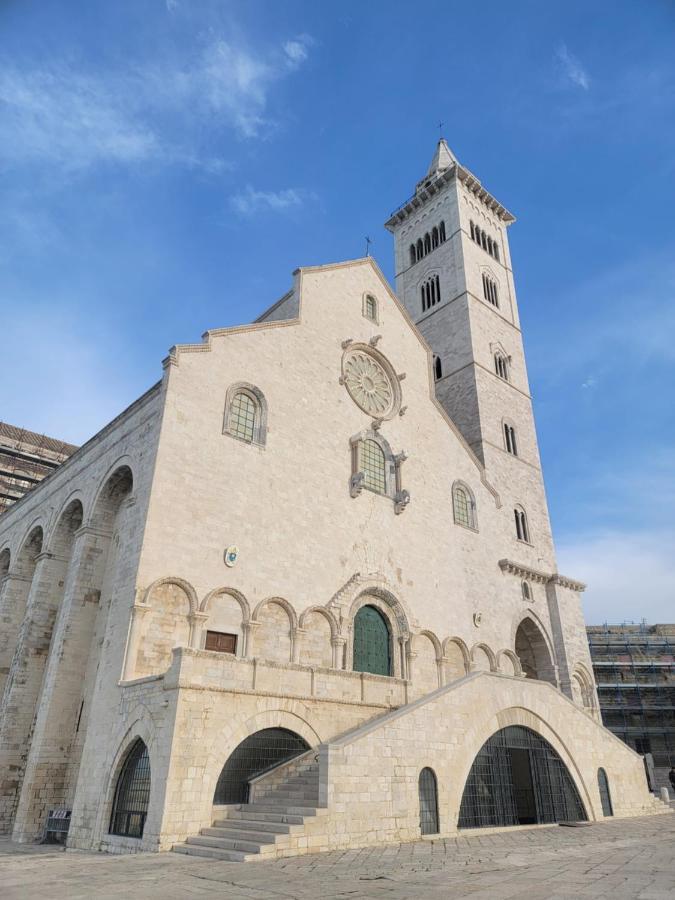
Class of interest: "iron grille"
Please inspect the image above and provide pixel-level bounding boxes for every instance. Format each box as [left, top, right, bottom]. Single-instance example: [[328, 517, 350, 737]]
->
[[44, 809, 71, 844], [458, 726, 587, 829], [418, 767, 439, 835], [598, 767, 613, 816], [109, 739, 151, 838], [213, 728, 309, 804]]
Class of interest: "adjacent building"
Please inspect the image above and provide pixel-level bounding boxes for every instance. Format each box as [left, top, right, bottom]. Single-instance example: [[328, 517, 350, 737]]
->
[[0, 422, 77, 515], [0, 140, 668, 860], [587, 624, 675, 793]]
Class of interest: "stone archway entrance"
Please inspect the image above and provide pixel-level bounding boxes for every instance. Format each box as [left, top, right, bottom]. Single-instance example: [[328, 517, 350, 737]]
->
[[458, 725, 586, 828], [213, 728, 310, 805], [515, 618, 557, 684]]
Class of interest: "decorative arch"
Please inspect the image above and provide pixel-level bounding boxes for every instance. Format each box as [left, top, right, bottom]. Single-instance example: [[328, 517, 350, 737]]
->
[[298, 605, 338, 669], [143, 577, 198, 615], [571, 663, 596, 711], [510, 608, 556, 667], [347, 586, 411, 641], [298, 605, 339, 640], [16, 522, 45, 571], [496, 648, 522, 677], [223, 381, 268, 447], [89, 461, 134, 531], [442, 636, 471, 680], [200, 586, 250, 620], [413, 630, 442, 693], [470, 642, 497, 672], [0, 547, 11, 576], [251, 597, 298, 663], [49, 490, 88, 542], [252, 596, 298, 631], [46, 498, 84, 558], [347, 589, 410, 679]]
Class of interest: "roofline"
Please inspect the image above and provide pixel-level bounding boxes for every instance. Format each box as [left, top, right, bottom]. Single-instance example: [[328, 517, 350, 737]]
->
[[384, 162, 516, 232]]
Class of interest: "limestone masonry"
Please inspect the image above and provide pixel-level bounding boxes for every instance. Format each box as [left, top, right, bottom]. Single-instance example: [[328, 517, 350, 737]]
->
[[0, 141, 668, 860]]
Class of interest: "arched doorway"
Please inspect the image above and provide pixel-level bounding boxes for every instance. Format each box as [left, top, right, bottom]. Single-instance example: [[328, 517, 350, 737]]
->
[[418, 767, 439, 835], [353, 605, 391, 676], [458, 726, 586, 828], [213, 728, 310, 804], [109, 739, 151, 838], [515, 618, 556, 684]]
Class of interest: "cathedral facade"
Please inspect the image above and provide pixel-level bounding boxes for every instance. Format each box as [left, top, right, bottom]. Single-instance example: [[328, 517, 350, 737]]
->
[[0, 142, 667, 859]]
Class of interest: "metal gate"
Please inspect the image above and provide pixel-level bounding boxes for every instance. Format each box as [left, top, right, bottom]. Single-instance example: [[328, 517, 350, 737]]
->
[[353, 605, 391, 676], [213, 728, 310, 804], [458, 725, 587, 829], [109, 739, 151, 838], [419, 767, 440, 834]]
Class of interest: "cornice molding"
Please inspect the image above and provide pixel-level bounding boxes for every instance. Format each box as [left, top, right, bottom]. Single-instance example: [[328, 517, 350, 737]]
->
[[498, 559, 586, 593]]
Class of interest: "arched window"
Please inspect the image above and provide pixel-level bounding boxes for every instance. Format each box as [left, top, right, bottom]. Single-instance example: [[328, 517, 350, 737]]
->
[[431, 226, 439, 249], [482, 273, 499, 307], [419, 767, 439, 834], [364, 294, 378, 323], [353, 604, 391, 676], [416, 238, 424, 259], [439, 221, 446, 242], [361, 439, 386, 494], [453, 482, 477, 530], [481, 231, 487, 251], [494, 353, 509, 381], [504, 422, 518, 456], [470, 220, 475, 241], [421, 275, 441, 313], [424, 233, 431, 255], [494, 243, 500, 262], [410, 244, 417, 265], [597, 768, 613, 817], [521, 580, 531, 602], [434, 355, 442, 380], [224, 383, 267, 446], [109, 739, 151, 838], [514, 506, 530, 543]]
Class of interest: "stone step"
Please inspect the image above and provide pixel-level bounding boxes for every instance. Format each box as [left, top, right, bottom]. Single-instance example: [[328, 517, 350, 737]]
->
[[263, 789, 318, 800], [202, 826, 278, 844], [213, 818, 298, 835], [187, 833, 284, 855], [226, 809, 306, 825], [242, 803, 318, 816], [173, 843, 250, 862]]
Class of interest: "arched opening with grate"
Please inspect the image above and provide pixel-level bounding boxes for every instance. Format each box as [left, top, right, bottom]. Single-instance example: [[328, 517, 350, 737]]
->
[[109, 739, 151, 838], [419, 767, 439, 835], [597, 767, 613, 816], [458, 725, 586, 829], [213, 728, 310, 805], [353, 604, 392, 677]]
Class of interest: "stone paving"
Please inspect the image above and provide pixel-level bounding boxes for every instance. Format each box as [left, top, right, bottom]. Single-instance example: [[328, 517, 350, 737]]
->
[[1, 814, 674, 899]]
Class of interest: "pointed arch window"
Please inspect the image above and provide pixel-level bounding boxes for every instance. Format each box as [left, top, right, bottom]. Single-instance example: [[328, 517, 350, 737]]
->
[[223, 383, 268, 447], [109, 739, 151, 838], [363, 293, 378, 323], [433, 355, 443, 381], [421, 274, 441, 313], [416, 238, 424, 259], [439, 221, 446, 242], [504, 421, 518, 456], [598, 768, 613, 817], [453, 481, 477, 530], [514, 506, 530, 543], [424, 233, 432, 255], [494, 353, 509, 381], [431, 226, 439, 249], [410, 244, 417, 265], [482, 273, 499, 308]]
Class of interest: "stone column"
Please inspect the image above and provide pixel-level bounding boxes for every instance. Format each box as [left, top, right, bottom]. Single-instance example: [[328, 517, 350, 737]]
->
[[188, 612, 209, 651], [0, 551, 69, 835], [9, 526, 112, 842], [331, 636, 346, 669], [123, 603, 152, 680], [291, 627, 304, 664], [0, 571, 32, 702]]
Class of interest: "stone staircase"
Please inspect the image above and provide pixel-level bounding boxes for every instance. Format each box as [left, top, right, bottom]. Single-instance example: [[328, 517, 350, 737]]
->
[[173, 759, 323, 862]]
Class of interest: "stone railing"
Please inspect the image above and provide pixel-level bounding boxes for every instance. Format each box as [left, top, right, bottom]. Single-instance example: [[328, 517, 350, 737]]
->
[[162, 646, 408, 708]]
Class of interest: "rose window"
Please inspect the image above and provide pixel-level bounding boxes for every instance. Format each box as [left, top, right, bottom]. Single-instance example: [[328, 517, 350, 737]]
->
[[342, 349, 398, 418]]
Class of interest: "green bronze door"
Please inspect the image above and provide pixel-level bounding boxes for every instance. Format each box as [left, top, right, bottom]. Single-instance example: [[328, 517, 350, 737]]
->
[[353, 605, 391, 676]]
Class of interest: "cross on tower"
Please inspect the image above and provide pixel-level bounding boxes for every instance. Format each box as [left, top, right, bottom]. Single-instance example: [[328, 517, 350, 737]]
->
[[438, 120, 445, 140], [365, 236, 372, 257]]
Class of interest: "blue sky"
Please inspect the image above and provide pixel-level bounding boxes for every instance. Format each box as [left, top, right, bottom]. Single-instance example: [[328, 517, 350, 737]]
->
[[1, 1, 674, 623]]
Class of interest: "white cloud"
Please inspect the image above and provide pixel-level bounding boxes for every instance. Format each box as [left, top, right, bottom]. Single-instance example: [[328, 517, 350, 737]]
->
[[229, 185, 314, 216], [558, 530, 675, 625], [0, 30, 314, 173], [556, 43, 590, 91]]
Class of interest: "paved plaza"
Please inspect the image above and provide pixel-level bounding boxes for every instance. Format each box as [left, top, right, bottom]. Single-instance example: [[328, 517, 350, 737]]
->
[[1, 813, 674, 900]]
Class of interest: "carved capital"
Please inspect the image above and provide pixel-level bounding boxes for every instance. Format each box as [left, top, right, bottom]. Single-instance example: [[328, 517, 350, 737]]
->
[[350, 472, 365, 498], [394, 489, 410, 515]]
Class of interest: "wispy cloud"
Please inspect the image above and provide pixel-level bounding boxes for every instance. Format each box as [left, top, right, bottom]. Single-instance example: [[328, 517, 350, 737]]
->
[[230, 186, 315, 216], [556, 43, 590, 90], [0, 31, 314, 173], [558, 529, 675, 624]]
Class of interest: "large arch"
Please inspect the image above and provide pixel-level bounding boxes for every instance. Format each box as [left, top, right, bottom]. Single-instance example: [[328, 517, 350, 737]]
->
[[458, 724, 587, 828], [213, 728, 311, 804], [515, 617, 557, 685]]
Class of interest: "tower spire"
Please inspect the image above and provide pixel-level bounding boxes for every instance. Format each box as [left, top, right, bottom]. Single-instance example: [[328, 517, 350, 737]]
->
[[426, 138, 457, 178]]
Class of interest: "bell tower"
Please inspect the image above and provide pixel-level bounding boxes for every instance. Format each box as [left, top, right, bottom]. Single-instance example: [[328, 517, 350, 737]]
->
[[385, 140, 556, 567]]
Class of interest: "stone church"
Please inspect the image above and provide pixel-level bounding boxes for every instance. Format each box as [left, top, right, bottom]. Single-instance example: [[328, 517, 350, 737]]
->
[[0, 141, 667, 860]]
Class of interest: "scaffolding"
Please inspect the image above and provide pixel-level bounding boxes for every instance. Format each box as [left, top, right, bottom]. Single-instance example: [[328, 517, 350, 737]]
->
[[587, 623, 675, 779], [0, 422, 77, 515]]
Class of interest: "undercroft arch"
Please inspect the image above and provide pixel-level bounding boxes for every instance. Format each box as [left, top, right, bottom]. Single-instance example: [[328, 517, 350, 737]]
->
[[213, 728, 310, 805], [458, 725, 587, 828]]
